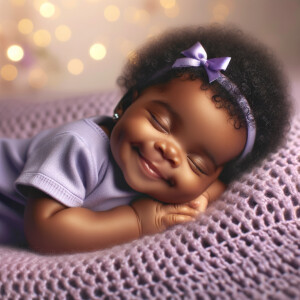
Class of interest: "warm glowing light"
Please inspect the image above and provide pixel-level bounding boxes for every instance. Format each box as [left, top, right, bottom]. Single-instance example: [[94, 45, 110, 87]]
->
[[33, 30, 51, 47], [7, 45, 24, 62], [10, 0, 26, 6], [1, 64, 18, 81], [86, 0, 101, 2], [18, 18, 34, 35], [89, 43, 106, 60], [212, 4, 230, 22], [160, 0, 176, 9], [55, 25, 72, 42], [40, 2, 56, 18], [28, 68, 48, 89], [34, 0, 47, 10], [164, 4, 180, 18], [68, 59, 84, 75], [104, 5, 120, 22], [125, 7, 150, 24]]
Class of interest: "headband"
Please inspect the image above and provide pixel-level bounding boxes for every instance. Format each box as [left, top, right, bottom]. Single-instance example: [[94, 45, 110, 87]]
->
[[172, 42, 256, 161]]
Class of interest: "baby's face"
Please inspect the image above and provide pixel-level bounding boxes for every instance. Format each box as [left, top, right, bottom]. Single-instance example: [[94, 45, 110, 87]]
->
[[110, 78, 246, 204]]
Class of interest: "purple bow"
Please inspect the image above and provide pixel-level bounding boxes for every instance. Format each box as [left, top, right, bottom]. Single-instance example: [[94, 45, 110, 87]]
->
[[172, 42, 231, 83]]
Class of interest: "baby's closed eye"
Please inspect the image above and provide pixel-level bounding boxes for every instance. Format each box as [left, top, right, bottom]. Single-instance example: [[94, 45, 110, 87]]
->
[[187, 155, 208, 176], [149, 111, 170, 134]]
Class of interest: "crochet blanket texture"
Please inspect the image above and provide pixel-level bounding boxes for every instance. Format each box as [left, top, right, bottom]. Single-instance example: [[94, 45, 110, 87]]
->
[[0, 91, 299, 300]]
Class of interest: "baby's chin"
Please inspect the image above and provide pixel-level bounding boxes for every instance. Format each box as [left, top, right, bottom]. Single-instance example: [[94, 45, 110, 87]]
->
[[123, 172, 198, 204]]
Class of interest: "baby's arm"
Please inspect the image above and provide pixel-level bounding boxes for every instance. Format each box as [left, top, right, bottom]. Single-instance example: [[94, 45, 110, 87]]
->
[[24, 180, 224, 254], [24, 195, 198, 254], [24, 196, 140, 254]]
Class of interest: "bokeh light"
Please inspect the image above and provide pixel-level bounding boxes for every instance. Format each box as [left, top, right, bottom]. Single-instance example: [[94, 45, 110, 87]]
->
[[33, 0, 46, 11], [1, 64, 18, 81], [7, 45, 24, 62], [164, 3, 180, 18], [10, 0, 26, 7], [40, 2, 56, 18], [125, 7, 150, 24], [104, 5, 120, 22], [18, 18, 34, 35], [28, 67, 48, 89], [89, 43, 106, 60], [68, 59, 84, 75], [212, 4, 230, 22], [160, 0, 176, 9], [55, 25, 72, 42], [33, 30, 51, 47]]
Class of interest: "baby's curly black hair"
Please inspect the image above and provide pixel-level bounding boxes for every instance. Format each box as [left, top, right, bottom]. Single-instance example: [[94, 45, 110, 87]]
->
[[116, 24, 291, 183]]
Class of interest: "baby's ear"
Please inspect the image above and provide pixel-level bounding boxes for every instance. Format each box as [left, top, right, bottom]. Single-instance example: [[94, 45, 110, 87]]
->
[[113, 103, 123, 119]]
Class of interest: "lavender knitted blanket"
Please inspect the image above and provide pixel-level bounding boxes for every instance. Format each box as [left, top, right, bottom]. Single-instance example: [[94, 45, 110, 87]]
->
[[0, 91, 299, 299]]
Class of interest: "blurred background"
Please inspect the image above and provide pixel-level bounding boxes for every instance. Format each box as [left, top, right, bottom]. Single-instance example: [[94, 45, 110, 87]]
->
[[0, 0, 299, 108]]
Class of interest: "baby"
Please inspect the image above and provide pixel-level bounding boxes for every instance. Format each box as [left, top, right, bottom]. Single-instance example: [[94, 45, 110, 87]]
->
[[0, 25, 290, 253]]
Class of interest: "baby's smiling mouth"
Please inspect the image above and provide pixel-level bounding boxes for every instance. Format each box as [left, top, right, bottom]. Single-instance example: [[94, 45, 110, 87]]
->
[[132, 145, 174, 187]]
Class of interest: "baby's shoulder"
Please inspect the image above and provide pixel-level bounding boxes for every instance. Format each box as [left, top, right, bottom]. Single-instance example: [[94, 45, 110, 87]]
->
[[28, 117, 110, 160]]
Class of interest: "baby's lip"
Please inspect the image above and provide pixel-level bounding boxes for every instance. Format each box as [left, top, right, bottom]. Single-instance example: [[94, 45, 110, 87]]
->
[[133, 145, 175, 186], [136, 147, 163, 177], [141, 154, 164, 179]]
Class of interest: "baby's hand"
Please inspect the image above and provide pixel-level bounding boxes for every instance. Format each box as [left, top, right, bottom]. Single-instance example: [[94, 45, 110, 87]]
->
[[188, 179, 226, 212], [131, 198, 201, 236]]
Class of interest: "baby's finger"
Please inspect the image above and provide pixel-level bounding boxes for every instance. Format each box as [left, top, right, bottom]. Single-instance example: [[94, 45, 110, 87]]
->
[[188, 196, 208, 212], [187, 199, 201, 209], [163, 214, 194, 227], [164, 204, 198, 217]]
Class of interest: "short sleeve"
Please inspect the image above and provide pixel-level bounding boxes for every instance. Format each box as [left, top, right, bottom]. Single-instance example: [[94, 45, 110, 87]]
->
[[15, 132, 98, 207]]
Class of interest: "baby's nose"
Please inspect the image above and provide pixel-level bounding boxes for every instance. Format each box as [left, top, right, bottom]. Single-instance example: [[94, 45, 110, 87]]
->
[[154, 140, 182, 167]]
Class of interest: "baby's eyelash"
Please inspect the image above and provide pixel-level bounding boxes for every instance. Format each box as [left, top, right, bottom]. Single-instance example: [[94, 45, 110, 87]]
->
[[150, 112, 169, 133], [187, 156, 207, 176]]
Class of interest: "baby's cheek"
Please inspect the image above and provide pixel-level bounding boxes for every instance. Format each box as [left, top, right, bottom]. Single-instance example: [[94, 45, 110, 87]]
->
[[124, 116, 151, 138], [176, 175, 207, 202]]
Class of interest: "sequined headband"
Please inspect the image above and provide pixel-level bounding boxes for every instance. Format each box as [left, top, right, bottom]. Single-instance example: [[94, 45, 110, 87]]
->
[[172, 42, 256, 161]]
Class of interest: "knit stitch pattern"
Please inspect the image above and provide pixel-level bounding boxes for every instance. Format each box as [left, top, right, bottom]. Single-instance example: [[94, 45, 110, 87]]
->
[[0, 91, 299, 299]]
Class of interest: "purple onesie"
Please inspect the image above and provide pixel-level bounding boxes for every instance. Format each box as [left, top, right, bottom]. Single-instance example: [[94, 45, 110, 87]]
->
[[0, 116, 138, 245]]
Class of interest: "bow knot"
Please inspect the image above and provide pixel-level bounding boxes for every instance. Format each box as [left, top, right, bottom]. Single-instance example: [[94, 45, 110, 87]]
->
[[172, 42, 231, 83]]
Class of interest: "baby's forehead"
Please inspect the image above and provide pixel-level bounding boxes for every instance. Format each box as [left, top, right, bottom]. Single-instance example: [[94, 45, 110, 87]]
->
[[149, 78, 244, 129], [148, 78, 215, 106]]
